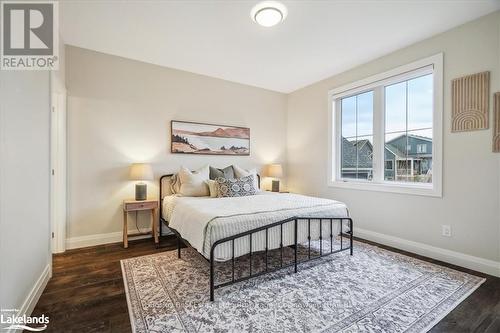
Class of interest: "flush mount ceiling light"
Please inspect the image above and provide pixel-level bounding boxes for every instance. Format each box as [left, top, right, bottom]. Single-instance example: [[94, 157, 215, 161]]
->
[[251, 1, 288, 27]]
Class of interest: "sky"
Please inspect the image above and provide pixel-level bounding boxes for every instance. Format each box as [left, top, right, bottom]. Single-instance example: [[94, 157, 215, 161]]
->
[[341, 74, 433, 143]]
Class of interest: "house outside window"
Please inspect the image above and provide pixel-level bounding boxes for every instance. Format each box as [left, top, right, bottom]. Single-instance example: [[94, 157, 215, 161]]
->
[[328, 54, 443, 197]]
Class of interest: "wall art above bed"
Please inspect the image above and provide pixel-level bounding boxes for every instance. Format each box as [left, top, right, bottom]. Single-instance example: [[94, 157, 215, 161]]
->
[[171, 120, 250, 155]]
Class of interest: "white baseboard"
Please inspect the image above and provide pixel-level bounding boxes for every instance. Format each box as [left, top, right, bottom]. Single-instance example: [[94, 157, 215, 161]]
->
[[4, 263, 52, 333], [66, 228, 173, 250], [354, 227, 500, 277]]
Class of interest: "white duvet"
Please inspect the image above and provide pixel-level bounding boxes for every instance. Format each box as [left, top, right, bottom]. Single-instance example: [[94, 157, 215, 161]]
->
[[164, 192, 349, 260]]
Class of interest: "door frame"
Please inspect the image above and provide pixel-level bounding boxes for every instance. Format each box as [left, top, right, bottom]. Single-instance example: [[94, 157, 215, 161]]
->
[[50, 90, 67, 253]]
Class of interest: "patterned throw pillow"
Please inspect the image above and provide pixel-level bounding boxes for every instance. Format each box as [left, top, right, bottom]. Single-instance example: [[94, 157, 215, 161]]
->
[[216, 175, 256, 197]]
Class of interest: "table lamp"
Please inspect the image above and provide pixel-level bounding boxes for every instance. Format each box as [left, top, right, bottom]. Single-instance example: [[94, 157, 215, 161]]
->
[[268, 164, 283, 192], [129, 163, 153, 200]]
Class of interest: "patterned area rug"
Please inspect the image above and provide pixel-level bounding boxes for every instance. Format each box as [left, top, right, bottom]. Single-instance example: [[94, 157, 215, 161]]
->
[[121, 240, 484, 333]]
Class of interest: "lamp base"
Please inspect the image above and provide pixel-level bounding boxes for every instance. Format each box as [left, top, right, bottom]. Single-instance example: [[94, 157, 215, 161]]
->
[[135, 183, 147, 201], [271, 180, 280, 192]]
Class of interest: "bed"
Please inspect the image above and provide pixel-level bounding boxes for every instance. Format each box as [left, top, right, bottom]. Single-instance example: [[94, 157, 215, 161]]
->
[[159, 173, 353, 301]]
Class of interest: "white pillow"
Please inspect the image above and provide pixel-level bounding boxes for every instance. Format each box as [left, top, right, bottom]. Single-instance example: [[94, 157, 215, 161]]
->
[[178, 165, 210, 196], [232, 165, 259, 190], [205, 179, 218, 198]]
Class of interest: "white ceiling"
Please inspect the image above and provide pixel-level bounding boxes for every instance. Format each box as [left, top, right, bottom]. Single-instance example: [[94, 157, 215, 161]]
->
[[60, 0, 500, 93]]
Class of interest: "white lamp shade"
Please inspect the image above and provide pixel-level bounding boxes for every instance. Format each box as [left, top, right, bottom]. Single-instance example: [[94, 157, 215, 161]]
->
[[129, 163, 153, 181], [267, 164, 283, 178]]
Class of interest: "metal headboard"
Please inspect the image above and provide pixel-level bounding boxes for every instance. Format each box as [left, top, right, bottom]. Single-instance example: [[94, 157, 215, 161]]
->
[[159, 172, 261, 226]]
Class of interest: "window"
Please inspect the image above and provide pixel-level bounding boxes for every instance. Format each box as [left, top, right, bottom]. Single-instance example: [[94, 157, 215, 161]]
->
[[340, 91, 373, 180], [385, 74, 433, 183], [329, 54, 442, 197], [417, 144, 427, 154]]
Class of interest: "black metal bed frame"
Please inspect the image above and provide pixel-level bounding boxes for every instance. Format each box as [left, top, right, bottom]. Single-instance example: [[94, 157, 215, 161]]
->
[[159, 174, 353, 301]]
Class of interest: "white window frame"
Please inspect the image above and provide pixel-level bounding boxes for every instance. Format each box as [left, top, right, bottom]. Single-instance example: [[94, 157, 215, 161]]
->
[[327, 54, 443, 197]]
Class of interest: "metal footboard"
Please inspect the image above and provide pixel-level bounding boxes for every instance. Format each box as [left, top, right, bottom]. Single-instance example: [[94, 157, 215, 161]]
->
[[207, 217, 353, 301]]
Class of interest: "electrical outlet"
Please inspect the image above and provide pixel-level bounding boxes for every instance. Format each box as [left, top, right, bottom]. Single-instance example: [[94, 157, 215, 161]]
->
[[441, 225, 451, 237]]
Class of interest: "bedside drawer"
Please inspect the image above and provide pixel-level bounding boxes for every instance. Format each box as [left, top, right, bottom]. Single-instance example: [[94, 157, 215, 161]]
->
[[124, 201, 157, 211]]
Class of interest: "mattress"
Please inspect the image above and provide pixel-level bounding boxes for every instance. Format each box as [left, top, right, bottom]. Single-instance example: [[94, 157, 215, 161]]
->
[[163, 192, 349, 261]]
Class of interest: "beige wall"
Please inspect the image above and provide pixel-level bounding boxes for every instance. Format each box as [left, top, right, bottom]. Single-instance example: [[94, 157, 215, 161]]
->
[[287, 12, 500, 271], [0, 71, 51, 317], [66, 46, 287, 243]]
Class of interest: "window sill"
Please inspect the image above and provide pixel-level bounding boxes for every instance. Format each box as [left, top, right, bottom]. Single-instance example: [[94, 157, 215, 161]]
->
[[328, 180, 442, 197]]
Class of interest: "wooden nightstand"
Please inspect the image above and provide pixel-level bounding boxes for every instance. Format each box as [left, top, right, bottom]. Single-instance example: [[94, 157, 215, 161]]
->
[[123, 199, 159, 248]]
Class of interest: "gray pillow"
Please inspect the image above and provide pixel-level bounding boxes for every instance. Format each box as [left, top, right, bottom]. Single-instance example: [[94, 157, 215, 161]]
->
[[209, 166, 235, 180], [216, 175, 256, 197]]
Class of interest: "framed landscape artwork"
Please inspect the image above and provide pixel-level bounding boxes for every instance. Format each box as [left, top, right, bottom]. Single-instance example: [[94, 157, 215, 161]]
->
[[171, 120, 250, 155]]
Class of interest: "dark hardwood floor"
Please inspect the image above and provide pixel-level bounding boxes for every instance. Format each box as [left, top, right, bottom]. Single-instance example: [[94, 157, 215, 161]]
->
[[31, 236, 178, 333], [31, 235, 500, 332]]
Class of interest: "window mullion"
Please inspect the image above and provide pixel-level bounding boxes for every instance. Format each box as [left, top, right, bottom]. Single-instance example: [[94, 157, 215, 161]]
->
[[335, 99, 342, 181], [405, 81, 409, 181], [372, 86, 384, 182], [355, 96, 359, 179]]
